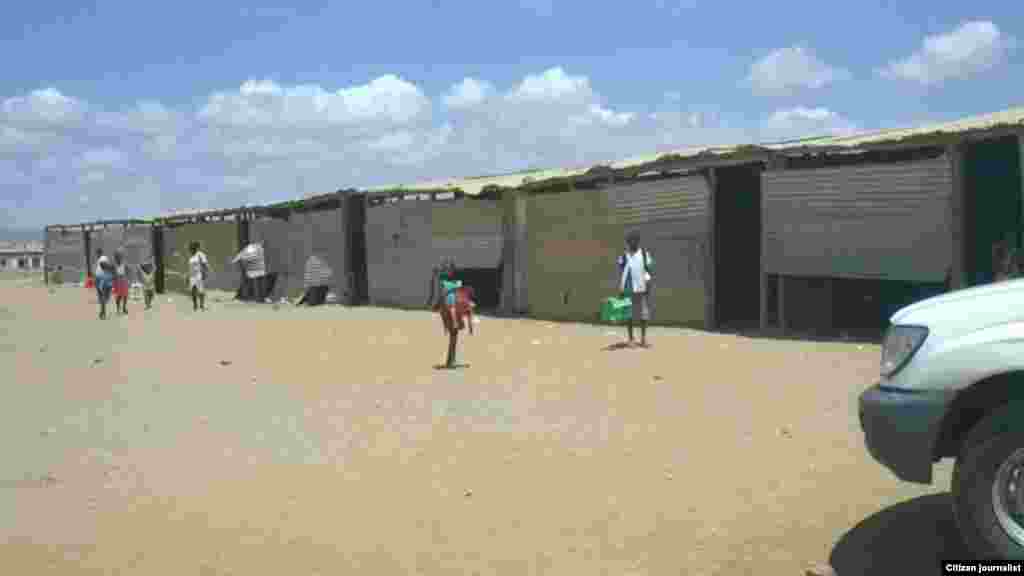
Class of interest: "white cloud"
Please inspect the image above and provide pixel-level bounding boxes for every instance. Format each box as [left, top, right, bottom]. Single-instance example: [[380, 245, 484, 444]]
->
[[509, 67, 591, 103], [442, 78, 494, 109], [879, 21, 1015, 85], [81, 147, 120, 167], [761, 106, 858, 141], [80, 170, 106, 185], [1, 88, 83, 126], [198, 75, 429, 127], [747, 45, 851, 96], [1, 68, 864, 227]]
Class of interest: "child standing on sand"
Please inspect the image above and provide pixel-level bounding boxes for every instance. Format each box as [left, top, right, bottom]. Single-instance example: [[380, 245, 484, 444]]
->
[[427, 258, 475, 369], [138, 260, 156, 310], [188, 241, 210, 311], [94, 249, 114, 320], [113, 250, 129, 315]]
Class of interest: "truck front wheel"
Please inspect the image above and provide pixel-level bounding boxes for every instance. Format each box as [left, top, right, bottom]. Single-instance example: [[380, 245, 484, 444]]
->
[[954, 429, 1024, 559]]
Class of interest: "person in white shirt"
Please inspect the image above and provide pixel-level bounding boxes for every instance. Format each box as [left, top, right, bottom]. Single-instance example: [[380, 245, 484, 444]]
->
[[188, 241, 210, 311], [94, 248, 114, 320], [619, 233, 655, 347]]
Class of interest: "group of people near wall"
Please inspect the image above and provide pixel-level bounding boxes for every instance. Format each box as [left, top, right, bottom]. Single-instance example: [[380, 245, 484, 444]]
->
[[91, 241, 210, 320]]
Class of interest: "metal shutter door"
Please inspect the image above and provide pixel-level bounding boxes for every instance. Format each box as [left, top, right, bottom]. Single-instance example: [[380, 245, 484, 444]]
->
[[44, 229, 86, 281], [609, 175, 711, 325], [763, 157, 952, 282], [430, 199, 503, 268], [366, 200, 435, 307]]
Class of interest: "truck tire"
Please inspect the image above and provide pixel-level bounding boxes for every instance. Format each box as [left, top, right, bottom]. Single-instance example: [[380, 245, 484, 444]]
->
[[953, 427, 1024, 559]]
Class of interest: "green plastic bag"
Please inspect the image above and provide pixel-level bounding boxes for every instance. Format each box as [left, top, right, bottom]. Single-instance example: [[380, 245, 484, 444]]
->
[[600, 296, 632, 323]]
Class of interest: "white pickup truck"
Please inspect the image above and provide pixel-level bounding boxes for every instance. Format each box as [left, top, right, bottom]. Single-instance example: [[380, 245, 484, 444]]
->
[[859, 278, 1024, 558]]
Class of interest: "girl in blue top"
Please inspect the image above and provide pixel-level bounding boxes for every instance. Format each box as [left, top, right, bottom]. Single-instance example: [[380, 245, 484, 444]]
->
[[427, 258, 471, 369]]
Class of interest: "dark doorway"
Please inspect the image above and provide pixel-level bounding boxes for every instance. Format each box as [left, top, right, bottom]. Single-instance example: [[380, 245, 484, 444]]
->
[[964, 135, 1023, 287], [714, 164, 763, 330], [346, 193, 369, 304], [454, 267, 502, 311], [152, 226, 165, 293]]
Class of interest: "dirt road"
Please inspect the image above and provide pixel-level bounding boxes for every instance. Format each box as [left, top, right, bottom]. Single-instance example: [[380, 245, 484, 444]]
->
[[2, 274, 957, 575]]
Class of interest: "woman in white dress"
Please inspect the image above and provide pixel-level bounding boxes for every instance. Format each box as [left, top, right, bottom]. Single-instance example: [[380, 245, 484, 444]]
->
[[188, 241, 210, 311]]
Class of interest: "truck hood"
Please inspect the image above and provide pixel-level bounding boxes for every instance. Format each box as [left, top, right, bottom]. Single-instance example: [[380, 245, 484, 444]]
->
[[892, 278, 1024, 333]]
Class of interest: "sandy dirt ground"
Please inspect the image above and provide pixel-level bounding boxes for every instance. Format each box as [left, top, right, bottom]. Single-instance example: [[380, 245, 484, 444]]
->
[[1, 273, 961, 575]]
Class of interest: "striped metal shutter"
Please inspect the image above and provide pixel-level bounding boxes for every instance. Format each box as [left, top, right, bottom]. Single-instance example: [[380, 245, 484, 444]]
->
[[44, 229, 86, 281], [366, 198, 503, 307], [121, 225, 152, 281], [430, 199, 503, 268], [307, 208, 346, 295], [607, 175, 712, 325], [762, 157, 952, 282], [366, 200, 436, 307], [90, 227, 124, 263]]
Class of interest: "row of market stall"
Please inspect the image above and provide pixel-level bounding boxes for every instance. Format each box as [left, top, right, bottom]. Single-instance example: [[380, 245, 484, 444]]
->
[[44, 106, 1024, 335]]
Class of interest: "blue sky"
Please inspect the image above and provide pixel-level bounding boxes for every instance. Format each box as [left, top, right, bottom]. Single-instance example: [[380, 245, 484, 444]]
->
[[1, 1, 1021, 229]]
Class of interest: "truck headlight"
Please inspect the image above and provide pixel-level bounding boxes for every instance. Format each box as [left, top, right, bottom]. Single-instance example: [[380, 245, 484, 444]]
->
[[880, 325, 929, 378]]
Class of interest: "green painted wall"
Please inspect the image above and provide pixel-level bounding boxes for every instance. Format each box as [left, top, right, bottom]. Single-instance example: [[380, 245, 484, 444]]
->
[[525, 189, 624, 322], [163, 222, 240, 294]]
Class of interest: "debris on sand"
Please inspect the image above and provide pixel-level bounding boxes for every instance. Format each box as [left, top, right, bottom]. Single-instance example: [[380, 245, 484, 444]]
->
[[91, 357, 104, 366], [777, 427, 792, 438], [805, 563, 837, 576], [39, 345, 47, 353], [464, 489, 473, 497], [219, 360, 232, 367], [40, 474, 58, 487], [653, 375, 664, 381]]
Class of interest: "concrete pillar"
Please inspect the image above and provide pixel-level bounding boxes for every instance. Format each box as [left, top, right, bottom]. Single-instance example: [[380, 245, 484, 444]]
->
[[823, 277, 835, 335], [502, 190, 529, 316], [704, 167, 717, 331], [761, 156, 786, 331], [777, 275, 787, 333], [83, 229, 92, 280], [948, 143, 966, 290]]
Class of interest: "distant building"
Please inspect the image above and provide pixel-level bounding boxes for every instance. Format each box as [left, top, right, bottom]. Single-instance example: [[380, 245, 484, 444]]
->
[[0, 241, 45, 271]]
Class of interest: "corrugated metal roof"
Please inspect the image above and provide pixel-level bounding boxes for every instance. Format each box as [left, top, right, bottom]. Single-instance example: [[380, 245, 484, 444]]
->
[[766, 106, 1024, 152], [366, 166, 593, 197], [609, 145, 751, 170]]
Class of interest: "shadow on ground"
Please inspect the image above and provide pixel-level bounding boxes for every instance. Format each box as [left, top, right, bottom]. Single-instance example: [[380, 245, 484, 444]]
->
[[831, 493, 967, 575]]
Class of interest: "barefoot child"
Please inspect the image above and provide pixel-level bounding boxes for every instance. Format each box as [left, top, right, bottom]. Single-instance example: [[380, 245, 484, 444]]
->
[[427, 258, 474, 368], [113, 250, 129, 315], [188, 241, 210, 311], [138, 260, 156, 309], [94, 249, 114, 320]]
